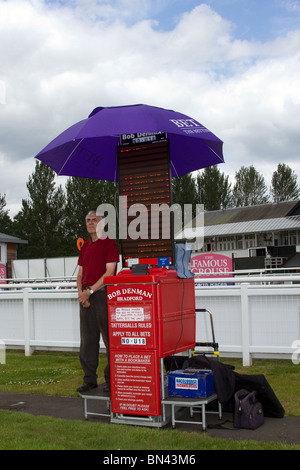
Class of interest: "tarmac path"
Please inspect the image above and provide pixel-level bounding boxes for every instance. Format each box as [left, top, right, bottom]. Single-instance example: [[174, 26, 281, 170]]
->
[[0, 391, 299, 445]]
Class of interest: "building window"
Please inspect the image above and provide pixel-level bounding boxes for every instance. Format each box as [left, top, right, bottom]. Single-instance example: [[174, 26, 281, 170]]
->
[[290, 231, 297, 245], [237, 237, 243, 249]]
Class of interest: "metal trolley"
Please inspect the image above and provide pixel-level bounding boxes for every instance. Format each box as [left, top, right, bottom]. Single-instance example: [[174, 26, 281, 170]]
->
[[193, 308, 219, 358]]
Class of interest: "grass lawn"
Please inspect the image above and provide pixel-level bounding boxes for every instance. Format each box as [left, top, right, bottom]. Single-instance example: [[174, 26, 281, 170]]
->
[[0, 350, 299, 450]]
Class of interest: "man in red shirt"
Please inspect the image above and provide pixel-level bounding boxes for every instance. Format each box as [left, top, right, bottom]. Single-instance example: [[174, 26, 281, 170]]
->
[[76, 210, 119, 393]]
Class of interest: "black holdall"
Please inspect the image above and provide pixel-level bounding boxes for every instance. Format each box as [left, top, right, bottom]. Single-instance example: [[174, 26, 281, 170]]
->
[[234, 389, 264, 430]]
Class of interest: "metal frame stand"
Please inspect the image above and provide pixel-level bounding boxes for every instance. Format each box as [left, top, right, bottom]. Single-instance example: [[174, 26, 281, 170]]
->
[[79, 387, 111, 420], [161, 394, 222, 431]]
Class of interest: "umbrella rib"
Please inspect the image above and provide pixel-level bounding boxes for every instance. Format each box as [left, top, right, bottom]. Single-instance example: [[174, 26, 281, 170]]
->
[[171, 161, 179, 178], [57, 138, 85, 175], [207, 145, 224, 162], [113, 154, 118, 182]]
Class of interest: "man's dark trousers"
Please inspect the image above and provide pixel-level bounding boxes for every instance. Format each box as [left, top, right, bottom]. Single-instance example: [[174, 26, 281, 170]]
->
[[79, 288, 110, 385]]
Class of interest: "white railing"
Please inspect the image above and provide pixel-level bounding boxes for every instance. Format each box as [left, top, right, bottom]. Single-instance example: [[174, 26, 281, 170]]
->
[[0, 276, 300, 366], [195, 276, 300, 365]]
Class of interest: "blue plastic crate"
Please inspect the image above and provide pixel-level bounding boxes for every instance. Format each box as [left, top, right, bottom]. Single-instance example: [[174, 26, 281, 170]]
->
[[168, 369, 214, 398]]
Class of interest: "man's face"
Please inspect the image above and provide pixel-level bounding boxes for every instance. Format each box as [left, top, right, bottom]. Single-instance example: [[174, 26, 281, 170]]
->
[[86, 213, 101, 234]]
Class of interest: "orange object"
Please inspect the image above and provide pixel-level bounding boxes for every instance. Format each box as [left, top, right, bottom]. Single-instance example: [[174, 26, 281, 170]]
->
[[77, 238, 84, 251]]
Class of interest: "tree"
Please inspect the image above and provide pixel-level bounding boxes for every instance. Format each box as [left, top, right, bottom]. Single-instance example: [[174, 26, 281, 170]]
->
[[0, 194, 12, 233], [171, 173, 199, 223], [270, 163, 300, 203], [197, 165, 233, 211], [64, 177, 118, 254], [233, 166, 269, 207], [12, 161, 66, 258], [172, 173, 199, 206]]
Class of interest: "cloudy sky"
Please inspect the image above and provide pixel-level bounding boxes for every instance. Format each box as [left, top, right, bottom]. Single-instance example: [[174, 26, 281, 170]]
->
[[1, 0, 300, 216]]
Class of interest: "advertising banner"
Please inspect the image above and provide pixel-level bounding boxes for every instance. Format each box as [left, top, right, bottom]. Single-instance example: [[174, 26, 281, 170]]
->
[[191, 253, 233, 286], [0, 264, 7, 284]]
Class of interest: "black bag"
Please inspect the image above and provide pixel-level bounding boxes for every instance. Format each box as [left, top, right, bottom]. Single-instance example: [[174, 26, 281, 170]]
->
[[234, 389, 264, 430], [234, 373, 285, 418]]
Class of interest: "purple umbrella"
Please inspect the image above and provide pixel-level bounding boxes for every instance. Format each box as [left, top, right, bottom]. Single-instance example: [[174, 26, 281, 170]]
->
[[35, 104, 224, 180]]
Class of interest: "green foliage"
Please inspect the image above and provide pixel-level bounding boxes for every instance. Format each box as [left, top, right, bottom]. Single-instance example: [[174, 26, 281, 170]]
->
[[0, 193, 11, 233], [233, 165, 269, 207], [1, 161, 300, 259], [9, 165, 119, 258], [10, 162, 66, 258], [197, 165, 233, 210], [271, 163, 300, 203], [64, 177, 118, 255], [171, 173, 199, 221]]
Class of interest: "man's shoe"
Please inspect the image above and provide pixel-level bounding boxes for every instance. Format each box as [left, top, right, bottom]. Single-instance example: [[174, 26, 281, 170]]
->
[[76, 382, 97, 393]]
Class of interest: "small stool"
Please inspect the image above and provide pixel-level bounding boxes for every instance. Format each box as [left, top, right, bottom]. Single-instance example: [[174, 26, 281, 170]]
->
[[161, 394, 221, 431], [79, 386, 111, 420]]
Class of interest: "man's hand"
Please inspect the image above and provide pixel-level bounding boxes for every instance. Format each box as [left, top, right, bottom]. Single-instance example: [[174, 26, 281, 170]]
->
[[78, 289, 91, 308]]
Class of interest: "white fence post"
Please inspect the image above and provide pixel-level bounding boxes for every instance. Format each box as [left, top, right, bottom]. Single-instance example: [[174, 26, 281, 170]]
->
[[0, 340, 5, 364], [240, 283, 252, 366], [23, 288, 32, 356]]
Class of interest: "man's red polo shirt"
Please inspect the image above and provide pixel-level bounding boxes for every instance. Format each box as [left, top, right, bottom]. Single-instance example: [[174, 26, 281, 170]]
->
[[78, 236, 119, 286]]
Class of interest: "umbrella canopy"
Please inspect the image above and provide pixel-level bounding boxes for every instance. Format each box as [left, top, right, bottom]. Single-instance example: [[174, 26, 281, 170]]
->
[[35, 104, 224, 180]]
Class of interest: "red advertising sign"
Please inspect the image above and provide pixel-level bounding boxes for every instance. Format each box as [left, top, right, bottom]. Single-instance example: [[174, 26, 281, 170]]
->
[[108, 303, 157, 349], [107, 284, 158, 350], [107, 284, 154, 302], [110, 350, 161, 416], [0, 264, 7, 284], [191, 253, 233, 278]]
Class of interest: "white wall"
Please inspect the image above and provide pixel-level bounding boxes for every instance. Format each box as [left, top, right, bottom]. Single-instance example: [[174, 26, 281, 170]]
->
[[12, 257, 79, 280], [0, 275, 299, 365]]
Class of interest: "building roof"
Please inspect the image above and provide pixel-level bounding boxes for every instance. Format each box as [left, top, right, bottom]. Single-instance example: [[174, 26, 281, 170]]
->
[[204, 200, 300, 226], [175, 200, 300, 240], [204, 216, 300, 237], [281, 253, 300, 267], [0, 232, 28, 244], [177, 216, 300, 239]]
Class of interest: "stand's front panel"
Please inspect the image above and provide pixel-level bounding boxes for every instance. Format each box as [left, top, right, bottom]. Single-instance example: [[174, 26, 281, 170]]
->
[[106, 269, 196, 419], [110, 349, 161, 416]]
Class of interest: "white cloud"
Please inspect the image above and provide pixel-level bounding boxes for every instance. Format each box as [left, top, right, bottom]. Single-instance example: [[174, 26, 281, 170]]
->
[[0, 0, 300, 216], [281, 0, 300, 14], [0, 80, 5, 105]]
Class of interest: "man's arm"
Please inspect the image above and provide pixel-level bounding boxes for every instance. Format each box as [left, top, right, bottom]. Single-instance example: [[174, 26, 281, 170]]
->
[[77, 262, 117, 305], [77, 266, 90, 307], [77, 266, 83, 295], [90, 262, 117, 292]]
